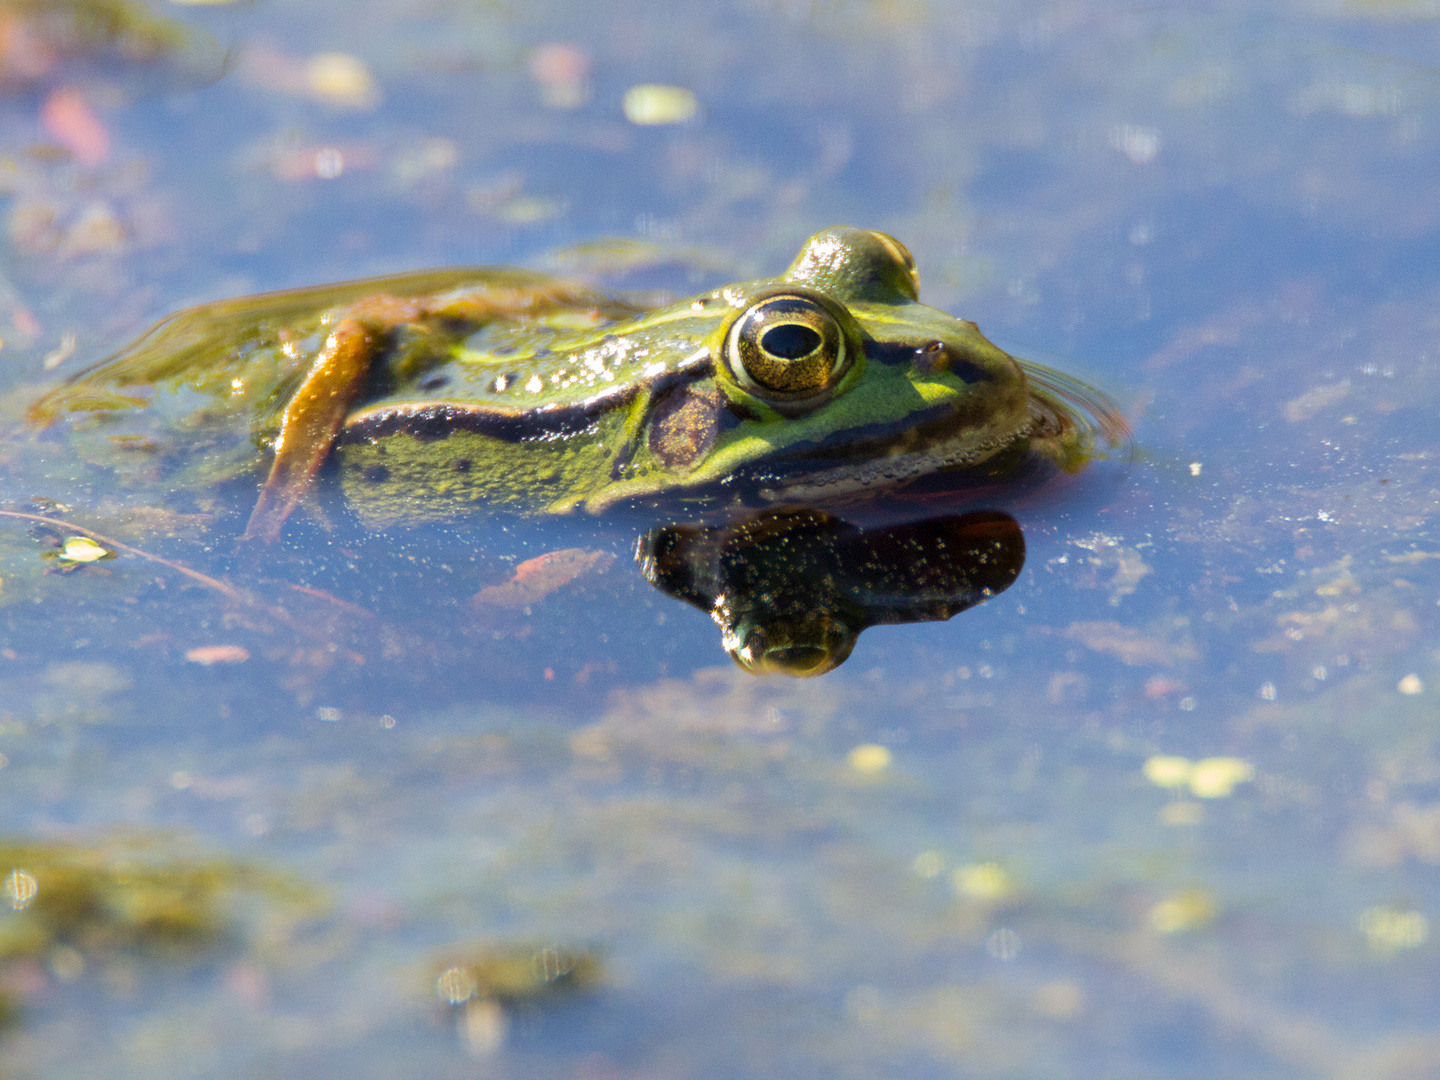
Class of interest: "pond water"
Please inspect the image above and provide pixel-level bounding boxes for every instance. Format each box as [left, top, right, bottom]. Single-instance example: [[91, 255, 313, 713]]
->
[[1, 1, 1439, 1077]]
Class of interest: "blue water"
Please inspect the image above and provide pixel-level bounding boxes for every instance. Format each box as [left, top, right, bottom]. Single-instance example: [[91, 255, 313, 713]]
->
[[0, 1, 1438, 1077]]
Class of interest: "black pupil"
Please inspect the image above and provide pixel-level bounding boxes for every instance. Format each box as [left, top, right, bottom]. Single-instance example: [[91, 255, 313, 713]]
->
[[760, 323, 822, 360]]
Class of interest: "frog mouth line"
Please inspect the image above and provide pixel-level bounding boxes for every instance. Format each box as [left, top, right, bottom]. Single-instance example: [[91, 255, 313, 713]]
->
[[749, 415, 1037, 503], [748, 384, 1120, 504]]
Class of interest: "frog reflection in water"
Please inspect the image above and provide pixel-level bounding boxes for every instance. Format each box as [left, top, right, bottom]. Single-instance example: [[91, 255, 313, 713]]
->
[[641, 508, 1026, 677], [35, 227, 1125, 537]]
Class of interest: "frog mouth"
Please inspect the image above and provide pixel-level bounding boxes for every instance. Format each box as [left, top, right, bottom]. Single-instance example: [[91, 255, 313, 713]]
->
[[745, 410, 1039, 504], [747, 366, 1130, 504]]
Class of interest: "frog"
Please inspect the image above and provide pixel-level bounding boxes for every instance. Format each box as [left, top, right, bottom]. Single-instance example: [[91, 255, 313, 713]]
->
[[31, 227, 1126, 541]]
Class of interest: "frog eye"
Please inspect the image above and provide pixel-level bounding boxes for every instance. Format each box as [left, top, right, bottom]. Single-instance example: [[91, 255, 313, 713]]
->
[[725, 294, 849, 401]]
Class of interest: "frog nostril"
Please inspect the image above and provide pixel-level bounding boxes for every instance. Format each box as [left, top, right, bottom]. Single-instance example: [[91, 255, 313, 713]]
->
[[912, 342, 947, 372], [761, 323, 822, 360], [419, 374, 450, 391], [912, 343, 989, 384]]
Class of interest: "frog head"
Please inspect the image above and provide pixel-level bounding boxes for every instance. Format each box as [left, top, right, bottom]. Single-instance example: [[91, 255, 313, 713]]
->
[[587, 225, 1035, 511]]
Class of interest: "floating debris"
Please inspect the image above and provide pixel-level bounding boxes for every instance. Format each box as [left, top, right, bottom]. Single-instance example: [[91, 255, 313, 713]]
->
[[952, 862, 1014, 901], [40, 87, 108, 166], [471, 548, 614, 610], [1189, 758, 1255, 799], [41, 331, 76, 370], [622, 84, 698, 125], [52, 535, 114, 565], [303, 52, 380, 109], [529, 43, 590, 109], [1143, 755, 1255, 799], [183, 645, 250, 665], [238, 45, 380, 109], [847, 743, 892, 775], [1359, 906, 1429, 954], [1142, 755, 1193, 789], [1149, 889, 1217, 933], [432, 950, 601, 1013]]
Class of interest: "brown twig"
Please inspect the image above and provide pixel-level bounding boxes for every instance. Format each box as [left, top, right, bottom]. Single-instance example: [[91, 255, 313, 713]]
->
[[286, 583, 375, 619], [0, 509, 378, 662]]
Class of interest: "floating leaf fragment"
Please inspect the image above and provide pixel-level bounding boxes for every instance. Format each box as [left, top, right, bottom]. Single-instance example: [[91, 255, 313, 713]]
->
[[622, 84, 697, 125], [56, 535, 113, 563], [40, 86, 109, 166], [1359, 906, 1429, 953], [184, 645, 250, 665], [1188, 757, 1254, 798], [471, 549, 615, 609], [529, 43, 590, 109], [303, 52, 380, 108], [433, 944, 601, 1005], [847, 743, 892, 774], [1149, 889, 1216, 933], [1143, 754, 1254, 798], [952, 862, 1014, 901], [1143, 755, 1193, 789]]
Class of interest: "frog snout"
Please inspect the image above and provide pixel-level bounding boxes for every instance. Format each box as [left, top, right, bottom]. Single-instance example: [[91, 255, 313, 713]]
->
[[725, 615, 858, 677]]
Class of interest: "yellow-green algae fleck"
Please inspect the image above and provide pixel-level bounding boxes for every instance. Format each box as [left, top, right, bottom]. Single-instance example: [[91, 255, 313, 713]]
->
[[433, 943, 602, 1005]]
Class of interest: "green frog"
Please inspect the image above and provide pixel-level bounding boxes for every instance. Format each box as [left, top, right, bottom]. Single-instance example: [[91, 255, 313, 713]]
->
[[32, 227, 1125, 539]]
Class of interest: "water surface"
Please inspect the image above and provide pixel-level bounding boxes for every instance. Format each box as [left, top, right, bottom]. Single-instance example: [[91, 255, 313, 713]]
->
[[1, 1, 1439, 1076]]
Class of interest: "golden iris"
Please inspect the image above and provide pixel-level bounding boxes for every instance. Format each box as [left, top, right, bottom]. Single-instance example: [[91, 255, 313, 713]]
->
[[726, 294, 845, 398]]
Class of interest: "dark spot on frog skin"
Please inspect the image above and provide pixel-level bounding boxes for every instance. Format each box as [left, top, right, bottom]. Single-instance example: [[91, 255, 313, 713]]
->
[[364, 464, 391, 483], [946, 357, 989, 384], [452, 458, 473, 473]]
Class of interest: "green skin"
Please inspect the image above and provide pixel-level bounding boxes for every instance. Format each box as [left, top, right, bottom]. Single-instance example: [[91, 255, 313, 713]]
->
[[35, 227, 1120, 533]]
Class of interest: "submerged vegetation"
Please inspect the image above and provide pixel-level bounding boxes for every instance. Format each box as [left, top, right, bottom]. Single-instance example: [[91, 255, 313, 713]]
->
[[0, 835, 320, 1028]]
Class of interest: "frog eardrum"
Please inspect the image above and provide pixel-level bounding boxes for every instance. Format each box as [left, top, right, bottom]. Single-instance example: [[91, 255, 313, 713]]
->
[[722, 288, 856, 411]]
